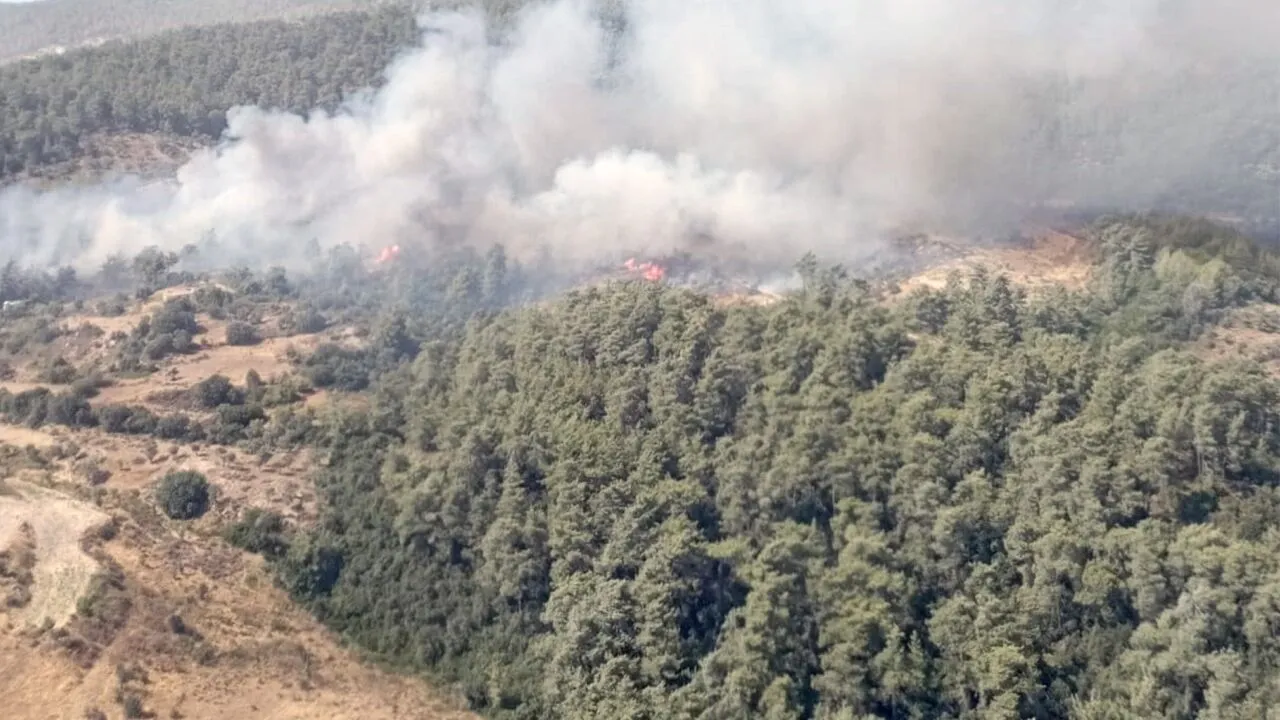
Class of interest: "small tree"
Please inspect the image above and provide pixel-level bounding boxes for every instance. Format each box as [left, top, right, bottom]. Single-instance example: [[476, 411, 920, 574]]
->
[[288, 305, 328, 334], [194, 374, 240, 408], [156, 471, 210, 520], [225, 321, 260, 346]]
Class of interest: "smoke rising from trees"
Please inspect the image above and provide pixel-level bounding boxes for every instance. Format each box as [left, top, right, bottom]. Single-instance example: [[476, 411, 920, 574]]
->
[[1, 0, 1278, 271]]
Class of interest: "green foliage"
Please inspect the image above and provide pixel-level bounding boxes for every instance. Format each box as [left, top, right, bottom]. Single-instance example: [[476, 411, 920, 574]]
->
[[0, 6, 420, 177], [39, 356, 79, 384], [301, 343, 373, 391], [285, 304, 328, 334], [269, 221, 1280, 719], [155, 470, 211, 520], [224, 508, 289, 558], [109, 297, 202, 370], [224, 321, 261, 346], [193, 374, 242, 409]]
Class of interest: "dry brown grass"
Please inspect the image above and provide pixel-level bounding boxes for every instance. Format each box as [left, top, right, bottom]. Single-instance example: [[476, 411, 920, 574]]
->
[[0, 427, 472, 720], [0, 480, 108, 629], [892, 229, 1096, 297]]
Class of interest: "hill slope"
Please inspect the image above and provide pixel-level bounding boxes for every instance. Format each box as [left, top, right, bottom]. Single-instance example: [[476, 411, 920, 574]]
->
[[0, 0, 375, 61]]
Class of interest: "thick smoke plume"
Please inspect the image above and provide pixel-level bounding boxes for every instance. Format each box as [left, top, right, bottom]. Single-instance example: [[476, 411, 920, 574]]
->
[[2, 0, 1279, 272]]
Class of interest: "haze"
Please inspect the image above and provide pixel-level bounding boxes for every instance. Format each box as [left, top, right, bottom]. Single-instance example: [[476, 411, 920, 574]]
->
[[1, 0, 1278, 272]]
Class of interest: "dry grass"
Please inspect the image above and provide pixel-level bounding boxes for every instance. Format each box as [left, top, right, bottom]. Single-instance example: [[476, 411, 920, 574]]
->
[[892, 229, 1096, 297], [0, 426, 471, 720], [0, 480, 109, 629]]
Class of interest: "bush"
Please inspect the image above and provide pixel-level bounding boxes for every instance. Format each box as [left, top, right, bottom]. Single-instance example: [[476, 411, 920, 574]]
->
[[287, 305, 328, 335], [194, 375, 241, 409], [70, 373, 111, 399], [154, 414, 194, 440], [303, 344, 372, 391], [225, 321, 261, 346], [41, 357, 78, 384], [224, 508, 289, 558], [152, 301, 199, 335], [155, 471, 211, 520], [95, 296, 128, 317], [144, 333, 175, 360]]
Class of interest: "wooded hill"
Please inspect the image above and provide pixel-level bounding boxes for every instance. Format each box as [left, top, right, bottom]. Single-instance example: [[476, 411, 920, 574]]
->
[[0, 0, 373, 61], [3, 211, 1280, 718], [0, 5, 419, 177], [239, 216, 1280, 719]]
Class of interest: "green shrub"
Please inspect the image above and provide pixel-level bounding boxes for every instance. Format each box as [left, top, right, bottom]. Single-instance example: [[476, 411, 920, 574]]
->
[[224, 508, 289, 558], [40, 357, 78, 384], [155, 471, 211, 520], [287, 305, 328, 335], [193, 375, 241, 408], [154, 414, 194, 440], [225, 321, 261, 346]]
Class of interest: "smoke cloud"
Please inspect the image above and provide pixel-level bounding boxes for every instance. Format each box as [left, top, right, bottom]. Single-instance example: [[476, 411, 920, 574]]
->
[[2, 0, 1279, 272]]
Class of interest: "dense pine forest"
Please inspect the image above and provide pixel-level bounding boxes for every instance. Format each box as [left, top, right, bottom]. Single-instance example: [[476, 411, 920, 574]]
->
[[0, 0, 372, 61], [212, 215, 1280, 719], [0, 5, 420, 177]]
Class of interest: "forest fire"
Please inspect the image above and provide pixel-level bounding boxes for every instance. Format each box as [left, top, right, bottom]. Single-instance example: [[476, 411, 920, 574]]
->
[[623, 257, 667, 282], [375, 244, 401, 264]]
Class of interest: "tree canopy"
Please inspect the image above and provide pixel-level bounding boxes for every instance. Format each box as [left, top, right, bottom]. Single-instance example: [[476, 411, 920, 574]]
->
[[218, 216, 1280, 719]]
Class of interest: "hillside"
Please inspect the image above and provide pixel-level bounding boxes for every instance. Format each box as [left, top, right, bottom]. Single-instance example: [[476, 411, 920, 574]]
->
[[0, 5, 421, 180], [2, 216, 1280, 718], [0, 274, 478, 718], [0, 0, 375, 61], [4, 3, 1280, 718]]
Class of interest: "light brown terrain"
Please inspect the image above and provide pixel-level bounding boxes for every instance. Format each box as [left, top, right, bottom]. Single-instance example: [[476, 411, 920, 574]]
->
[[0, 289, 471, 720], [1196, 303, 1280, 377], [0, 429, 473, 720], [891, 228, 1095, 296]]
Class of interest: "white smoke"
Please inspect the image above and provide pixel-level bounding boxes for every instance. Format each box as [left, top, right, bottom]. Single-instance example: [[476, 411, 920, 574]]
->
[[1, 0, 1279, 271]]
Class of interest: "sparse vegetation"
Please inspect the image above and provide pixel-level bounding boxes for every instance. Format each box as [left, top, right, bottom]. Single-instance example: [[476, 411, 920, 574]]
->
[[0, 521, 37, 608]]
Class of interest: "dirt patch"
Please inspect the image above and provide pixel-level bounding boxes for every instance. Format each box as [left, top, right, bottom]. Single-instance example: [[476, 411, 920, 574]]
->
[[0, 423, 59, 449], [0, 442, 472, 720], [1196, 304, 1280, 376], [0, 480, 108, 629], [15, 132, 206, 187], [93, 333, 323, 411], [894, 229, 1096, 296]]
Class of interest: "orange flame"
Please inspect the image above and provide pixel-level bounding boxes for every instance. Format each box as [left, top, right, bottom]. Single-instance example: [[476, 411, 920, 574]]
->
[[622, 257, 666, 282], [376, 244, 402, 264]]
